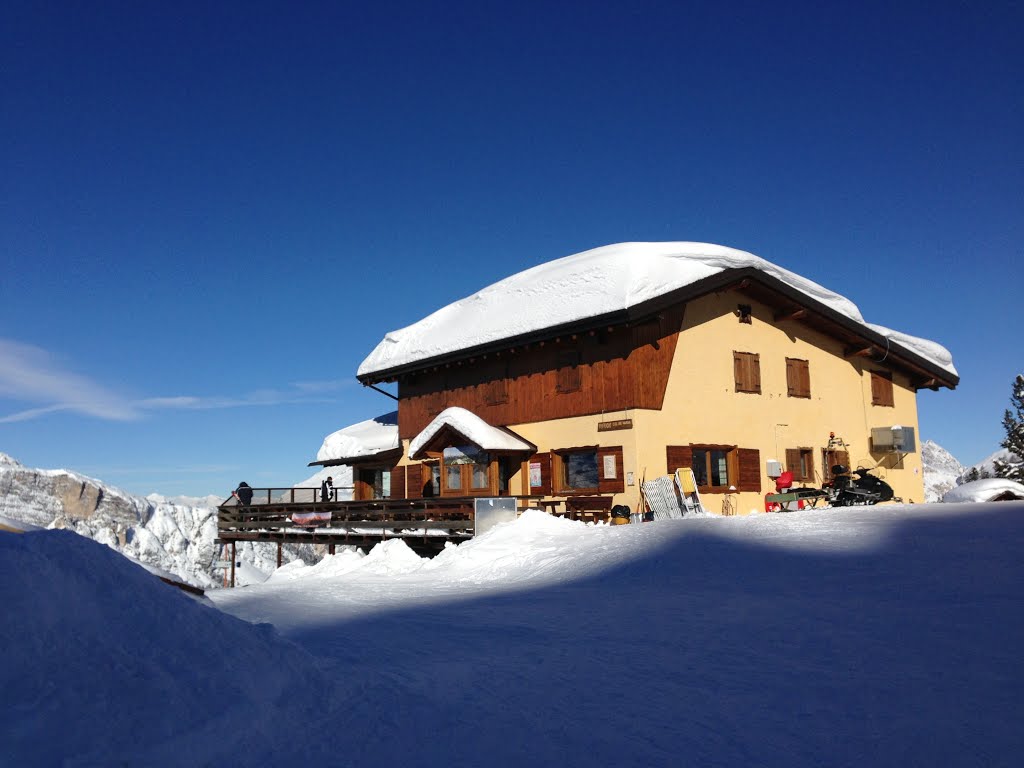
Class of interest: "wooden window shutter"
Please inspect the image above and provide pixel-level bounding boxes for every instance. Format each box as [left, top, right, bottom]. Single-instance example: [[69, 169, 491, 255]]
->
[[556, 349, 581, 393], [785, 448, 801, 476], [786, 358, 810, 398], [666, 445, 693, 475], [527, 452, 552, 495], [734, 352, 761, 394], [597, 446, 625, 493], [737, 448, 761, 492], [405, 464, 423, 499], [871, 371, 894, 407], [390, 466, 406, 499], [484, 377, 508, 406]]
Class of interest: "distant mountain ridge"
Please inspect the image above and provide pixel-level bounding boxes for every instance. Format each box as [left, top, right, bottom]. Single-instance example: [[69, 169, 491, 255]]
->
[[0, 453, 220, 587], [0, 452, 333, 588]]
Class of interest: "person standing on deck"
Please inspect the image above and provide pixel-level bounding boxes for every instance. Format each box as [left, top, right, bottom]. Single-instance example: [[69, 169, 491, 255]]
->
[[233, 481, 253, 506], [320, 476, 334, 503]]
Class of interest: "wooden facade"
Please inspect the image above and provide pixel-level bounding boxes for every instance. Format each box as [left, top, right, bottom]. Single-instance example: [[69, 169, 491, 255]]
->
[[395, 307, 683, 440]]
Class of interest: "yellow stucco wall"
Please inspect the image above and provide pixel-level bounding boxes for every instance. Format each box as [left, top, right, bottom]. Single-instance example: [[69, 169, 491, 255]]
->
[[393, 292, 930, 516], [634, 292, 925, 513]]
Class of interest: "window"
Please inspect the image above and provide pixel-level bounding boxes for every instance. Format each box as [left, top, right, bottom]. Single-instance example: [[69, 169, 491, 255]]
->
[[556, 349, 581, 393], [822, 448, 850, 482], [692, 446, 733, 489], [786, 358, 811, 398], [667, 445, 761, 493], [427, 462, 440, 496], [733, 351, 761, 394], [786, 448, 815, 483], [358, 468, 392, 500], [442, 444, 491, 494], [560, 450, 599, 491], [737, 304, 752, 324], [871, 371, 894, 407], [483, 377, 508, 405]]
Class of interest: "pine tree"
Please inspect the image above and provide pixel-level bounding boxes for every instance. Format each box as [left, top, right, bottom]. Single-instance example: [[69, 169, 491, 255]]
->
[[994, 373, 1024, 482]]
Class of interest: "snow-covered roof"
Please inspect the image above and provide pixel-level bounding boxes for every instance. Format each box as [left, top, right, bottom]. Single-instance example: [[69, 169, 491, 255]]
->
[[313, 411, 400, 465], [409, 407, 535, 459], [941, 478, 1024, 503], [357, 241, 957, 382]]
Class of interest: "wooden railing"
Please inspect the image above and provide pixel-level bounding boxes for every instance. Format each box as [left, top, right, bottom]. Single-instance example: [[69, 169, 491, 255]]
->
[[217, 490, 547, 536], [221, 486, 356, 506]]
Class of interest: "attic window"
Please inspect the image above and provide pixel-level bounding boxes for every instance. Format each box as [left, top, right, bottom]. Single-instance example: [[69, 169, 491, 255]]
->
[[556, 349, 581, 394], [737, 304, 752, 324], [483, 377, 508, 406]]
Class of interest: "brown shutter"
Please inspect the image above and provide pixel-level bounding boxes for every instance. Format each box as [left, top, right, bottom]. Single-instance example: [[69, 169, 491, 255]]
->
[[405, 464, 423, 499], [556, 349, 581, 393], [666, 445, 693, 474], [737, 448, 761, 492], [787, 358, 811, 398], [527, 452, 552, 495], [390, 466, 406, 499], [597, 446, 625, 493], [734, 352, 761, 394], [871, 371, 894, 406], [785, 448, 800, 476]]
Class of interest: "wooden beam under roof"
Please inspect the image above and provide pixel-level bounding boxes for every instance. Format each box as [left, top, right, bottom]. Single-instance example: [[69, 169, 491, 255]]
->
[[845, 346, 877, 359], [774, 307, 808, 322]]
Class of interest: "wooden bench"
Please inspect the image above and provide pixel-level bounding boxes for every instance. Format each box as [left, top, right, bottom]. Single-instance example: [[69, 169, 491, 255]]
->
[[564, 495, 614, 522]]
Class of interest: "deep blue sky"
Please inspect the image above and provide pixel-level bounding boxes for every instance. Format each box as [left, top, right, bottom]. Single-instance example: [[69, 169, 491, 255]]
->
[[1, 1, 1020, 496]]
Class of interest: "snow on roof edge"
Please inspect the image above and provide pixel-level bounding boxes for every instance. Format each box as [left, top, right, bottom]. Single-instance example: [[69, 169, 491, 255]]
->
[[356, 242, 957, 383], [409, 407, 535, 458]]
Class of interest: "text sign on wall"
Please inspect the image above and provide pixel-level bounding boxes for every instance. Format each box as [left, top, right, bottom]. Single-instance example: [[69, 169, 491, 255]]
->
[[603, 454, 617, 479], [597, 419, 633, 432], [529, 461, 541, 488]]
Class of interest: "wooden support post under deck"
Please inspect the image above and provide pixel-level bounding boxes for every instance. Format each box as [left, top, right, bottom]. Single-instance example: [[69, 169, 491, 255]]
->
[[329, 543, 336, 555], [230, 541, 236, 588], [277, 542, 282, 568]]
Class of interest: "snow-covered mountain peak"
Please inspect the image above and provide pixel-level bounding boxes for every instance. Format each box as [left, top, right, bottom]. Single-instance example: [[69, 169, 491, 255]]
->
[[0, 451, 23, 467], [921, 440, 964, 503]]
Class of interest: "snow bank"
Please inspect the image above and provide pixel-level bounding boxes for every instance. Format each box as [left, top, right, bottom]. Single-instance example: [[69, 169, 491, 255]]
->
[[358, 241, 957, 378], [942, 477, 1024, 502], [0, 530, 332, 766]]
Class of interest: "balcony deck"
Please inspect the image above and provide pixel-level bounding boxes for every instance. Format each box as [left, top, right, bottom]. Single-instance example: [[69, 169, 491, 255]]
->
[[216, 488, 548, 585]]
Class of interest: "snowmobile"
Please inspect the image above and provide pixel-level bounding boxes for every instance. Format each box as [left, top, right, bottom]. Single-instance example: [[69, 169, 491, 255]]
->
[[825, 465, 896, 506]]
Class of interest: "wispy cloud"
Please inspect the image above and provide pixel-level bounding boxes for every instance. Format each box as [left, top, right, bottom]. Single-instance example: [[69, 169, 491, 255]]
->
[[0, 340, 140, 423], [0, 338, 347, 424]]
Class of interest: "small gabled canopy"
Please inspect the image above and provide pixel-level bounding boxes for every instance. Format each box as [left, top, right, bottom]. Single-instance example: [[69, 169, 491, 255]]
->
[[409, 407, 535, 460], [308, 411, 401, 467]]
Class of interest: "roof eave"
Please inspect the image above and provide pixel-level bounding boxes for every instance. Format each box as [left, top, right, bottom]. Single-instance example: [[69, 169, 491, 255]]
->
[[307, 446, 404, 468], [358, 266, 958, 391]]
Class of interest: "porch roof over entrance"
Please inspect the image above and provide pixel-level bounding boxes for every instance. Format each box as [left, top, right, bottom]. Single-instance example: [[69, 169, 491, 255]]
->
[[409, 407, 535, 460]]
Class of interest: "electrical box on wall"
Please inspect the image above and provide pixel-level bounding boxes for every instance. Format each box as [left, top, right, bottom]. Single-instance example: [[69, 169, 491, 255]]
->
[[871, 426, 917, 453], [766, 459, 782, 478]]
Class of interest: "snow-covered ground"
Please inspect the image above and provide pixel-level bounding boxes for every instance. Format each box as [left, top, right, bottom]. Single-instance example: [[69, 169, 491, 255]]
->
[[3, 502, 1021, 766]]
